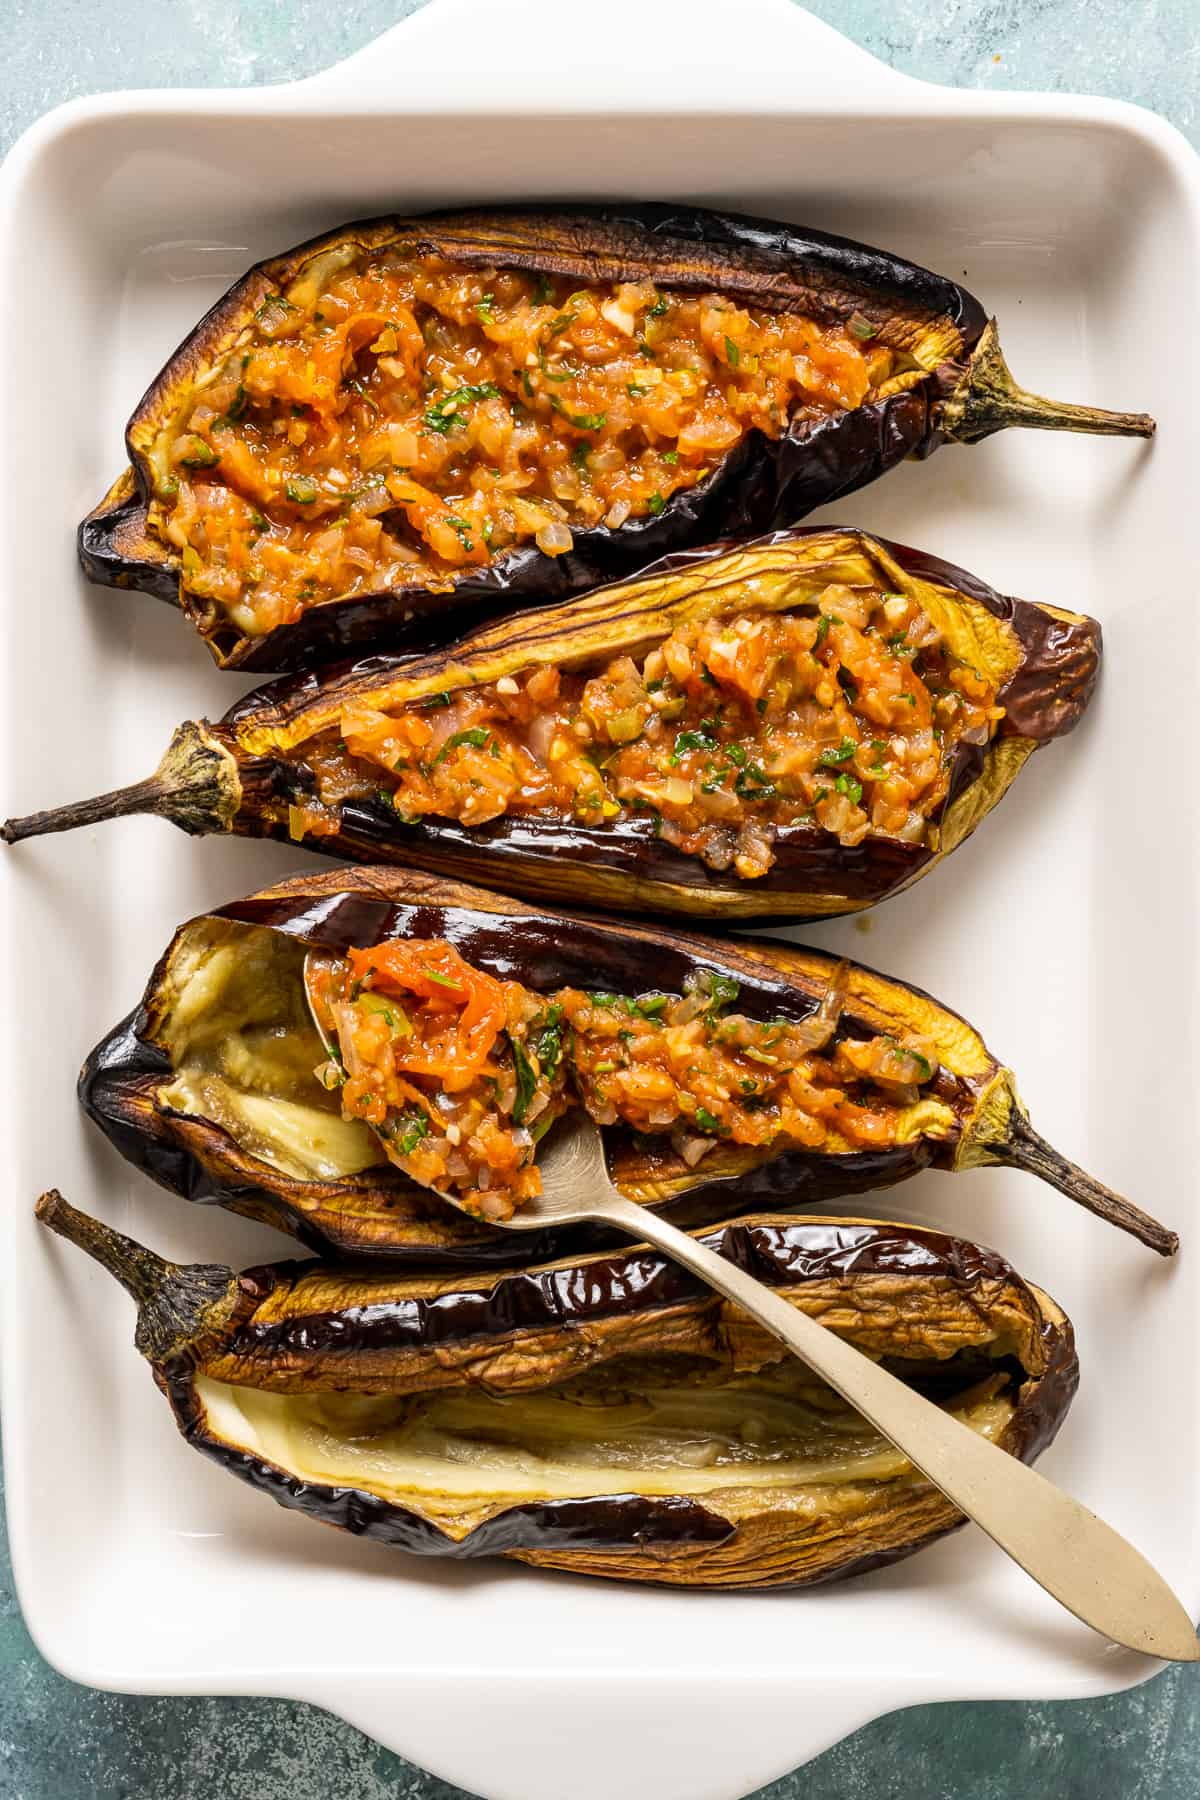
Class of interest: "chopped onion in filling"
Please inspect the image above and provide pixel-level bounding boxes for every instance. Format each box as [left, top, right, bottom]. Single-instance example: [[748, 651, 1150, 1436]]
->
[[301, 590, 1004, 873], [156, 252, 900, 637], [309, 944, 941, 1220]]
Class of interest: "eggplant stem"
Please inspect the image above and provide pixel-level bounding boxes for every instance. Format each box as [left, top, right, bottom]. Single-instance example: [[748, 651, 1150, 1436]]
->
[[3, 775, 169, 842], [1000, 1115, 1178, 1258], [36, 1188, 169, 1301], [34, 1189, 239, 1363], [941, 318, 1156, 445], [2, 721, 241, 846]]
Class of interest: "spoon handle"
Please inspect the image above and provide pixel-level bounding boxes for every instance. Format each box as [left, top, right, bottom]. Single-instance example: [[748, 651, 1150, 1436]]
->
[[599, 1193, 1197, 1662]]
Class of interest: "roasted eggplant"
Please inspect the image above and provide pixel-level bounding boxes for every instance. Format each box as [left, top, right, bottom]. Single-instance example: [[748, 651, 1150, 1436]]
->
[[36, 1190, 1078, 1589], [78, 866, 1176, 1263], [7, 529, 1101, 922], [78, 203, 1152, 672]]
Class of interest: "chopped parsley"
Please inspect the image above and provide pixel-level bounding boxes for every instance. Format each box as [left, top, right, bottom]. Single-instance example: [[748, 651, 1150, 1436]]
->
[[636, 994, 669, 1017], [508, 1036, 538, 1123], [533, 1003, 565, 1077], [684, 969, 740, 1018], [421, 965, 464, 991], [818, 737, 858, 766], [734, 762, 774, 800], [433, 727, 490, 765], [672, 728, 717, 757], [180, 436, 220, 470], [423, 381, 501, 434], [254, 293, 296, 326], [551, 401, 608, 431], [392, 1110, 430, 1156]]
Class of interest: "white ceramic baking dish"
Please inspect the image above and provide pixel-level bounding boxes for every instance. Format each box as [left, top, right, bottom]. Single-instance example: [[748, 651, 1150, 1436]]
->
[[2, 2, 1198, 1795]]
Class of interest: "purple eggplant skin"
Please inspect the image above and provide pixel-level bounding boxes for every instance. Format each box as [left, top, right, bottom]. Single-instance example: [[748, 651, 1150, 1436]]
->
[[34, 1189, 1078, 1590], [10, 527, 1103, 926], [75, 203, 1153, 673], [76, 866, 1177, 1267]]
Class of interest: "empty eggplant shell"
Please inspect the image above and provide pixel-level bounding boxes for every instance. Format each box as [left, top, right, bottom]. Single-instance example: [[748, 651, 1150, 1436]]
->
[[36, 1190, 1078, 1590], [78, 865, 1176, 1262], [7, 528, 1101, 923], [78, 203, 1152, 672]]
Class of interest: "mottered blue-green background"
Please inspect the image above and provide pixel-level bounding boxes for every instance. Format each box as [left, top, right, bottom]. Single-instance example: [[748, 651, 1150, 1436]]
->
[[3, 3, 1197, 1794]]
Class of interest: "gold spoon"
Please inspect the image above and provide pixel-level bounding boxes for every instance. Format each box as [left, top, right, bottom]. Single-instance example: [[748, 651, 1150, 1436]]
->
[[305, 954, 1198, 1660]]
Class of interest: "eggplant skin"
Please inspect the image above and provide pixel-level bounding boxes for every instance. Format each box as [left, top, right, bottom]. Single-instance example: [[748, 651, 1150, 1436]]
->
[[80, 864, 1016, 1268], [78, 203, 987, 672], [157, 1214, 1077, 1589], [209, 526, 1098, 924]]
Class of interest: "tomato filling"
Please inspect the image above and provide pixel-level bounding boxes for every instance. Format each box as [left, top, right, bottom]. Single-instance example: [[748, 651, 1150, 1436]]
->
[[308, 944, 940, 1220], [154, 251, 909, 639], [299, 586, 1003, 874], [307, 939, 570, 1219]]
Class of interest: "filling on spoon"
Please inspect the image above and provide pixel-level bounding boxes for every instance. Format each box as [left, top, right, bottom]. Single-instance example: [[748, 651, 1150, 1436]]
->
[[306, 940, 939, 1221]]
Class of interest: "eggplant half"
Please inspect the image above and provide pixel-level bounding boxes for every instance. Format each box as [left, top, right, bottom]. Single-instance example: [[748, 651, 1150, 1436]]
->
[[78, 865, 1176, 1263], [7, 528, 1101, 923], [36, 1190, 1078, 1590], [77, 203, 1152, 672]]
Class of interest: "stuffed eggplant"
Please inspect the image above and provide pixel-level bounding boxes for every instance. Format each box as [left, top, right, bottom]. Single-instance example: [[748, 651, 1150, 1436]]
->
[[35, 1190, 1078, 1589], [7, 529, 1101, 922], [77, 203, 1152, 672], [78, 866, 1176, 1262]]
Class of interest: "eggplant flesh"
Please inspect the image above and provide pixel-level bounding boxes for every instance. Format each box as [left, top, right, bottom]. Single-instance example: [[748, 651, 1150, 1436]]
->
[[194, 1358, 1015, 1539], [78, 866, 1178, 1261], [77, 204, 1153, 673], [154, 918, 386, 1184], [35, 1190, 1077, 1589]]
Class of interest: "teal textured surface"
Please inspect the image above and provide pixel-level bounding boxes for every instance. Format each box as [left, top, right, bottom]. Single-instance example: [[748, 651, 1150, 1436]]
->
[[2, 3, 1198, 1795]]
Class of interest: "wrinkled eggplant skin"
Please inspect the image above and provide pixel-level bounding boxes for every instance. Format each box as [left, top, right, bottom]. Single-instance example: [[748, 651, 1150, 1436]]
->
[[81, 203, 985, 672], [79, 486, 179, 605], [222, 780, 937, 913], [158, 1214, 1076, 1582], [879, 538, 1101, 743], [211, 527, 1098, 922], [224, 1219, 1014, 1362], [79, 873, 989, 1268]]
